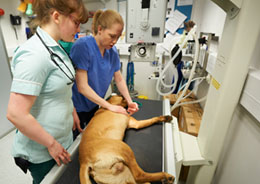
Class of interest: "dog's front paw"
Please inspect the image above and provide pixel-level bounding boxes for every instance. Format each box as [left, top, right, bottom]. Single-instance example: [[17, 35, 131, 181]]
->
[[163, 115, 173, 123], [161, 173, 175, 184]]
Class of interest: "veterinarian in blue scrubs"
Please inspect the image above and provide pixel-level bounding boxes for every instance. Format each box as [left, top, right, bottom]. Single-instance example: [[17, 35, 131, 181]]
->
[[70, 9, 139, 136], [6, 0, 88, 183]]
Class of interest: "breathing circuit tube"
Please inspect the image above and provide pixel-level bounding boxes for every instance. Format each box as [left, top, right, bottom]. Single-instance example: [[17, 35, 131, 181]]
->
[[174, 76, 207, 109], [156, 26, 198, 96], [155, 26, 208, 111]]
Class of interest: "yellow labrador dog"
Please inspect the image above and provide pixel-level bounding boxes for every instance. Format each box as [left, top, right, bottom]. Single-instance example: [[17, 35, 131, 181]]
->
[[79, 95, 175, 184]]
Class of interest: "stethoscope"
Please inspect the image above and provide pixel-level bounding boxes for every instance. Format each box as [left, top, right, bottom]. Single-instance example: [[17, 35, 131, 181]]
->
[[36, 31, 75, 85]]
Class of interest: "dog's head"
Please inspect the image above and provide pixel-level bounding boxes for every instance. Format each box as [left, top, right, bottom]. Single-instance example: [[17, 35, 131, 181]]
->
[[107, 95, 127, 107]]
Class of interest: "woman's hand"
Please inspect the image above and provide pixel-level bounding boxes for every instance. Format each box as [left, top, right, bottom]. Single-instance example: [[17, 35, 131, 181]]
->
[[72, 108, 82, 132], [107, 104, 128, 115], [47, 140, 71, 166], [127, 102, 139, 115]]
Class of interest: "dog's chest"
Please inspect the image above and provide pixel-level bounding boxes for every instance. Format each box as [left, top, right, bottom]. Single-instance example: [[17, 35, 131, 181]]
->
[[100, 120, 128, 140]]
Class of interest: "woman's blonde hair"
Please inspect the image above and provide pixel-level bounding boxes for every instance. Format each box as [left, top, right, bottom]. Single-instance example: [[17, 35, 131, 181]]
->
[[32, 0, 88, 26], [92, 9, 124, 35]]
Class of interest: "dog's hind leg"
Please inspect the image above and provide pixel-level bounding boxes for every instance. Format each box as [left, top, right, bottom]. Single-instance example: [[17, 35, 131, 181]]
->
[[120, 143, 175, 183], [80, 164, 92, 184], [127, 157, 174, 183], [128, 115, 172, 129]]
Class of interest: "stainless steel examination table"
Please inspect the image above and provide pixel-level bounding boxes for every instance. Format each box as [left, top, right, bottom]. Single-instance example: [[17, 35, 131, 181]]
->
[[42, 98, 176, 184]]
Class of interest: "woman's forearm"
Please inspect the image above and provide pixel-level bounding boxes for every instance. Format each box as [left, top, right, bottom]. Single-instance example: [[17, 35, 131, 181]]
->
[[76, 69, 111, 109], [114, 71, 133, 104], [78, 84, 111, 109], [116, 80, 132, 102], [7, 112, 55, 148]]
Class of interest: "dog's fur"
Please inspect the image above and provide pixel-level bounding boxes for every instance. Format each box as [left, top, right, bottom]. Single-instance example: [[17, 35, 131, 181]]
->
[[79, 95, 175, 184]]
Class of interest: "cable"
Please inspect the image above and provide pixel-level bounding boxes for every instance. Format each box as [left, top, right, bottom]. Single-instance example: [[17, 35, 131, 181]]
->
[[127, 61, 134, 92]]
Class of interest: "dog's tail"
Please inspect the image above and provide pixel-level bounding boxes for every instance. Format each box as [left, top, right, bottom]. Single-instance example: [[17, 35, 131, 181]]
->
[[80, 163, 91, 184]]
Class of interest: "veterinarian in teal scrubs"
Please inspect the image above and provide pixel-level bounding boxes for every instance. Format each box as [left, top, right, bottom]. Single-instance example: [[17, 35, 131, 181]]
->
[[70, 9, 139, 137], [6, 0, 88, 183]]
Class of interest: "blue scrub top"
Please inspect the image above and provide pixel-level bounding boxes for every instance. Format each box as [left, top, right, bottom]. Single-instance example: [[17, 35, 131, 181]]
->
[[70, 36, 120, 112], [10, 27, 75, 163]]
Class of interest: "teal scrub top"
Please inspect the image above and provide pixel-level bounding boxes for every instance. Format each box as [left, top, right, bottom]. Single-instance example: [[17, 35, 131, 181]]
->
[[58, 40, 74, 55], [10, 27, 75, 164]]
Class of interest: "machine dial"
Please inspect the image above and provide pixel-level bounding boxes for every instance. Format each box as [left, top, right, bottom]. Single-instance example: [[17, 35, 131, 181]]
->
[[137, 46, 146, 57]]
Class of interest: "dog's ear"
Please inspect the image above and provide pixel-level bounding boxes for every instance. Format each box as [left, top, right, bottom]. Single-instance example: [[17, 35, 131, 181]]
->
[[121, 99, 127, 107]]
